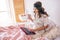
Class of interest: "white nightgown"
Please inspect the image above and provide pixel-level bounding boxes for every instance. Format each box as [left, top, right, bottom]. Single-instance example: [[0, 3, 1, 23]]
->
[[30, 14, 60, 40]]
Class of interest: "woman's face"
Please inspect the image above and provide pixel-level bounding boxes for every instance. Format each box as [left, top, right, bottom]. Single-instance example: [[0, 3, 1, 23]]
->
[[33, 7, 39, 14]]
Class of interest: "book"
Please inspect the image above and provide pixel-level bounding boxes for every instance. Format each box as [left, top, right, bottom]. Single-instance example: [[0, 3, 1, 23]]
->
[[20, 27, 36, 35]]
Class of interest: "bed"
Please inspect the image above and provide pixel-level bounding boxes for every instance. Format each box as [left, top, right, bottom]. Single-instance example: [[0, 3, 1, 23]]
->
[[0, 25, 32, 40]]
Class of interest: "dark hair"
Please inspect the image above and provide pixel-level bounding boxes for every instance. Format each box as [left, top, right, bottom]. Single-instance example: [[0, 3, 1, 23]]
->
[[34, 1, 48, 17]]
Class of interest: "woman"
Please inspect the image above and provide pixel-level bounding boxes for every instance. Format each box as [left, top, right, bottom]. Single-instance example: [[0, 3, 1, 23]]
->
[[28, 1, 60, 40]]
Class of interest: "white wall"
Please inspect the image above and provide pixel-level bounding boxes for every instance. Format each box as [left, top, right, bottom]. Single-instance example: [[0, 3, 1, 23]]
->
[[0, 0, 60, 27], [0, 0, 15, 27], [24, 0, 60, 26]]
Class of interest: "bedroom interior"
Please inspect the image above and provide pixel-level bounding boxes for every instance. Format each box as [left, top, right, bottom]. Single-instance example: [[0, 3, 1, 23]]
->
[[0, 0, 60, 40]]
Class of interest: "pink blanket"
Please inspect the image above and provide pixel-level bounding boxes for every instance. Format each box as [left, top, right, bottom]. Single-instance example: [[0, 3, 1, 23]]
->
[[0, 25, 31, 40]]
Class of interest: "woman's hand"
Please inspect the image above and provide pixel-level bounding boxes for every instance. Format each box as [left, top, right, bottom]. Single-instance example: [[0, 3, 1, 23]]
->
[[27, 14, 33, 21], [27, 14, 31, 19]]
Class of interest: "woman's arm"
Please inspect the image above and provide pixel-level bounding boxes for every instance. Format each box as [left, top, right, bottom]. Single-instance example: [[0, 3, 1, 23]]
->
[[31, 25, 48, 32]]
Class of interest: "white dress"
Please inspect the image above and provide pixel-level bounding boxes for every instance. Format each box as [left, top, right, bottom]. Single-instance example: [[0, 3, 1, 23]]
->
[[30, 14, 60, 40]]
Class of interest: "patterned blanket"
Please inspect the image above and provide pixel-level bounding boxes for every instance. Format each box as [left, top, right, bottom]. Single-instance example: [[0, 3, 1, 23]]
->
[[0, 25, 31, 40]]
